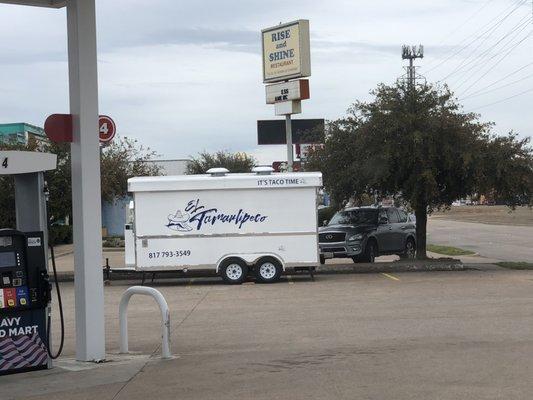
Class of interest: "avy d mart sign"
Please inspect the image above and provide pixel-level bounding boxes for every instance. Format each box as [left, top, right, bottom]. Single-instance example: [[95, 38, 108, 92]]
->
[[262, 20, 311, 83]]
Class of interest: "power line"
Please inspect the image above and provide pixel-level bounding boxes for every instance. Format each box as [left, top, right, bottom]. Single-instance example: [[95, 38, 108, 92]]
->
[[459, 71, 533, 100], [450, 15, 532, 89], [467, 87, 533, 110], [424, 0, 497, 68], [458, 30, 533, 95], [440, 14, 532, 81], [457, 60, 533, 98], [425, 0, 519, 70], [425, 0, 528, 73]]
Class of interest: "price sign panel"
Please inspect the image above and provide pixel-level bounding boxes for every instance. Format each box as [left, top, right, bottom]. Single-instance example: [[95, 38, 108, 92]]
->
[[266, 79, 309, 104]]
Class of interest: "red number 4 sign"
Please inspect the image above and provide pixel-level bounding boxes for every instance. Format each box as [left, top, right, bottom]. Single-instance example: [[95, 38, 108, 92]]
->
[[99, 115, 116, 143]]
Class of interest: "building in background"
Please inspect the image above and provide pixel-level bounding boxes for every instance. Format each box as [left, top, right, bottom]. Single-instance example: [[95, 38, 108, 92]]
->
[[139, 158, 189, 175], [0, 122, 47, 146]]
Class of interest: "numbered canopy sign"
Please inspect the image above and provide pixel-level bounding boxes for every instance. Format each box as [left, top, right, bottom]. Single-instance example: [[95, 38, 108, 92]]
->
[[0, 151, 57, 175], [261, 20, 311, 83], [99, 115, 116, 143]]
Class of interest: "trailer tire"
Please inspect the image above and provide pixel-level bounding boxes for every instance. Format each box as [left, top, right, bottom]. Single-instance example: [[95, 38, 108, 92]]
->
[[220, 258, 248, 284], [255, 257, 282, 284]]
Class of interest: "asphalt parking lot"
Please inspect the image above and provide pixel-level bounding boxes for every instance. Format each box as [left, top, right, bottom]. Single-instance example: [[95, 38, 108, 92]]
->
[[3, 266, 533, 400], [428, 218, 533, 262]]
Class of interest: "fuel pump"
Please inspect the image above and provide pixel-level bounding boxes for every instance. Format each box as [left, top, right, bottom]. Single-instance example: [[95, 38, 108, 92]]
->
[[0, 230, 51, 374], [0, 150, 59, 375]]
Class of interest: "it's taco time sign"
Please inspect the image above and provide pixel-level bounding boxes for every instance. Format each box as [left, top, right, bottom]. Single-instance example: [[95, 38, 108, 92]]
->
[[262, 20, 311, 83]]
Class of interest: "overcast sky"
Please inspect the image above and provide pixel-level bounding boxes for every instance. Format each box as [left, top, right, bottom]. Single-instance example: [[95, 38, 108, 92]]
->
[[0, 0, 531, 164]]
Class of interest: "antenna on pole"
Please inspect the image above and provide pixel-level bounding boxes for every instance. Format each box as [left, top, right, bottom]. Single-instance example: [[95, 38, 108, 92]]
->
[[400, 45, 426, 87]]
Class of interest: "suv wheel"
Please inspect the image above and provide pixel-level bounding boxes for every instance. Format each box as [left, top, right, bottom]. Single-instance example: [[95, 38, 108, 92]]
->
[[363, 241, 377, 263], [400, 238, 416, 259], [220, 259, 248, 284]]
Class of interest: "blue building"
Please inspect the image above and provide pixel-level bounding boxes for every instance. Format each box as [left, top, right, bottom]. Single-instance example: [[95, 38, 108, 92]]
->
[[0, 122, 48, 146]]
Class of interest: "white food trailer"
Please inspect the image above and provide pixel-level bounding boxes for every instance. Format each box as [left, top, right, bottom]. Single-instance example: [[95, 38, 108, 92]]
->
[[125, 168, 322, 284]]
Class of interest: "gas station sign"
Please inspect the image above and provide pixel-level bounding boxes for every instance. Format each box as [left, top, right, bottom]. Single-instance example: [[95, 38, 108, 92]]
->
[[262, 20, 311, 83], [99, 115, 116, 143]]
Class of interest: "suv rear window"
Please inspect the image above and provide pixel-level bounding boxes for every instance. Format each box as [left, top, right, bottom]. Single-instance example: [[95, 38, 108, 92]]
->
[[329, 209, 377, 225], [397, 209, 408, 223], [386, 208, 400, 223]]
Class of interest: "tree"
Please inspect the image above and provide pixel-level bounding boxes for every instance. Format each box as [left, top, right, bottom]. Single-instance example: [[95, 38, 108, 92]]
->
[[0, 136, 162, 227], [187, 150, 256, 174], [100, 136, 162, 202], [306, 82, 533, 259]]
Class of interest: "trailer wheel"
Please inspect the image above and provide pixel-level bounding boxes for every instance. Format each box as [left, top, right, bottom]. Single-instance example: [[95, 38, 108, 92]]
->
[[255, 257, 282, 283], [220, 258, 248, 284]]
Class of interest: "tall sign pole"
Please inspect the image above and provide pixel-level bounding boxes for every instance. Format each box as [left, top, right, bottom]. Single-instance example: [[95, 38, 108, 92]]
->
[[285, 115, 293, 170], [262, 20, 311, 172]]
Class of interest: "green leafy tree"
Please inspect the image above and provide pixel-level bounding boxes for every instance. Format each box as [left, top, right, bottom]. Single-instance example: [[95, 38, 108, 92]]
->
[[100, 136, 162, 202], [187, 150, 256, 174], [307, 82, 533, 259], [0, 136, 162, 228]]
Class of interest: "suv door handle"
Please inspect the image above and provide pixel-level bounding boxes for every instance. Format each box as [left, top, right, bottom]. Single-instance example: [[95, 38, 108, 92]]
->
[[400, 226, 408, 230], [388, 226, 392, 230]]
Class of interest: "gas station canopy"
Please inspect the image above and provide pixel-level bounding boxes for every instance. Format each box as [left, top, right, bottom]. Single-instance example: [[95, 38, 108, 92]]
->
[[0, 151, 57, 175], [0, 0, 65, 7]]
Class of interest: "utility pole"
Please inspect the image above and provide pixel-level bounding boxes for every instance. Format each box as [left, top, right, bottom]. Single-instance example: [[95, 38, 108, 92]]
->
[[401, 45, 425, 87], [400, 45, 427, 259]]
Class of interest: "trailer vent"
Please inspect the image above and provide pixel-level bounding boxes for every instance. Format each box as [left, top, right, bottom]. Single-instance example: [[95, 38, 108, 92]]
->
[[206, 167, 229, 176], [252, 166, 274, 175]]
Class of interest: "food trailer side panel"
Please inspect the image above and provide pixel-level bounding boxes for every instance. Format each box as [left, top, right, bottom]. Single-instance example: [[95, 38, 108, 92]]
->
[[133, 187, 316, 237], [132, 186, 318, 271], [135, 234, 318, 271]]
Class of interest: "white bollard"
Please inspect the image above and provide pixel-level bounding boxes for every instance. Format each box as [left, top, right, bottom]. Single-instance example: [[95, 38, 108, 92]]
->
[[119, 286, 172, 359]]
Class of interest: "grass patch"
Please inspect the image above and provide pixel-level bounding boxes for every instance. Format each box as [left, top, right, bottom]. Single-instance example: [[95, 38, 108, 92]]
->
[[427, 244, 476, 256], [496, 262, 533, 270]]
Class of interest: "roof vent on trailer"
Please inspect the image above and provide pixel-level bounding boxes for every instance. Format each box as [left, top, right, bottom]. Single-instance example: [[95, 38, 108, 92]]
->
[[206, 167, 229, 177], [252, 166, 274, 175]]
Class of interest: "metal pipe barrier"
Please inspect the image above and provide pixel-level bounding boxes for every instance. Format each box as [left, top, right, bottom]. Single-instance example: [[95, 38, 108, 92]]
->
[[119, 286, 172, 359]]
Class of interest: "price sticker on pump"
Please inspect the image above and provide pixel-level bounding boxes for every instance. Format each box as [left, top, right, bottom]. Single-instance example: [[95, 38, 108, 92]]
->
[[99, 115, 116, 143]]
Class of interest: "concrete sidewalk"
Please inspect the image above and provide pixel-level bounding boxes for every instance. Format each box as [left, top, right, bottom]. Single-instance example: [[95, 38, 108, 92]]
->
[[2, 266, 532, 400], [51, 244, 125, 273]]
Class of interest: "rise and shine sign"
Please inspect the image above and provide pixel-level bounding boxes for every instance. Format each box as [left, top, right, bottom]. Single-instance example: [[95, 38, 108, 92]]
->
[[262, 20, 311, 83]]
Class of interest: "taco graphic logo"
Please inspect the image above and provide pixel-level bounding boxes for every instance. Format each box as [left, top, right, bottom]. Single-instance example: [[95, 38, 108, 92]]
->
[[166, 210, 193, 232], [166, 199, 268, 232]]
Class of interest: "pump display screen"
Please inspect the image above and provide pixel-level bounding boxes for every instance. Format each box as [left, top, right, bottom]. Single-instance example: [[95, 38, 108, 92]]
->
[[0, 252, 16, 268], [0, 236, 13, 247]]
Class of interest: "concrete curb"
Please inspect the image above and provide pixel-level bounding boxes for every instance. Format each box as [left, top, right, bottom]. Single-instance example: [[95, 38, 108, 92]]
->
[[51, 259, 464, 283], [317, 259, 464, 274]]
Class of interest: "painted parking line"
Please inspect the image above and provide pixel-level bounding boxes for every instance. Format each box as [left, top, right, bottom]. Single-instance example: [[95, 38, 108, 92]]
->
[[381, 273, 400, 281]]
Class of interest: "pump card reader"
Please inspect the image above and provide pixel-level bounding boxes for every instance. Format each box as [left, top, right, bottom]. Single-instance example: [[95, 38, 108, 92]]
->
[[0, 229, 50, 375]]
